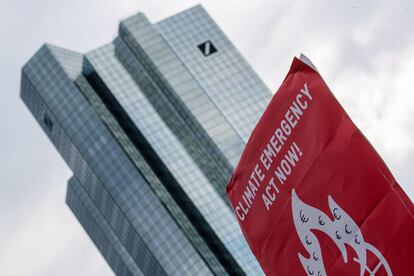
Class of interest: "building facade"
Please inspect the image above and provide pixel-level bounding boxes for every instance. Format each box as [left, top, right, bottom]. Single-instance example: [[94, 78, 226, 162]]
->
[[21, 5, 271, 276]]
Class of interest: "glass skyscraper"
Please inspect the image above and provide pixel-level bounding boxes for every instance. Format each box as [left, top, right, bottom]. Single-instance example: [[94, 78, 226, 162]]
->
[[20, 5, 271, 276]]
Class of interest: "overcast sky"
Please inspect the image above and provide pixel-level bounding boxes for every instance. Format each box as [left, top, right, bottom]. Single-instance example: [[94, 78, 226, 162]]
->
[[0, 0, 413, 275]]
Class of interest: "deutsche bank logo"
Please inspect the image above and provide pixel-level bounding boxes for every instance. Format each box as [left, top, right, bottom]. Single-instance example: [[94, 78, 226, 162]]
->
[[197, 40, 217, 57]]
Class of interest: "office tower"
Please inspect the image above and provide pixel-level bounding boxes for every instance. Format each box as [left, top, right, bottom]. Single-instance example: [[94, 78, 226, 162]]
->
[[21, 5, 271, 275]]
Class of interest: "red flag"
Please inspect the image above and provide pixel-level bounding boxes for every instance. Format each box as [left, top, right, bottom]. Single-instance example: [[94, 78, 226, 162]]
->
[[226, 57, 414, 276]]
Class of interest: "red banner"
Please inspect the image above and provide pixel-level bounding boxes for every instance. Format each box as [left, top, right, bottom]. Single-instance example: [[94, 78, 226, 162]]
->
[[226, 57, 414, 275]]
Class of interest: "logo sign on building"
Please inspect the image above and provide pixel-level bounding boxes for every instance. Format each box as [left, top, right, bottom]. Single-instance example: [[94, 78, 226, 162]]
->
[[197, 40, 217, 57], [226, 57, 414, 275]]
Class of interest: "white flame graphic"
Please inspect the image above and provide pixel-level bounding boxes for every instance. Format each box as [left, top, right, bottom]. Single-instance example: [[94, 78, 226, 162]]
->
[[291, 190, 392, 276]]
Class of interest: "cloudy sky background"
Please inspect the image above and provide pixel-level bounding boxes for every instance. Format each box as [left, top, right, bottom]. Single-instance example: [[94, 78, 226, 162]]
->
[[0, 0, 413, 275]]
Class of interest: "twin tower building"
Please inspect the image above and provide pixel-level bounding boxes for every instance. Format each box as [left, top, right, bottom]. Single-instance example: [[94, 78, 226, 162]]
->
[[21, 5, 271, 276]]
